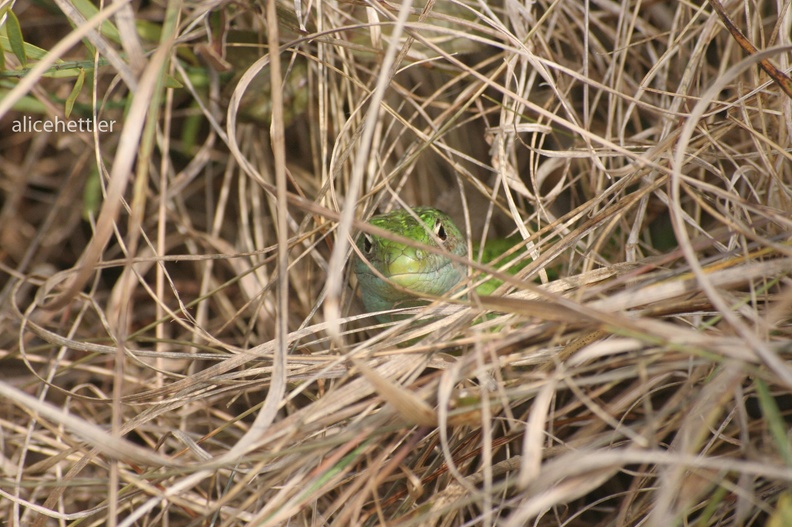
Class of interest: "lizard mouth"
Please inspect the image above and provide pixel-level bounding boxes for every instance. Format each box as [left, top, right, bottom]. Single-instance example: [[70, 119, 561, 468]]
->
[[387, 254, 448, 277], [384, 256, 463, 296]]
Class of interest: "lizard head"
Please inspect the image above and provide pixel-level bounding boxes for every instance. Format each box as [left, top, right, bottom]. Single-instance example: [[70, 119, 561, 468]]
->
[[353, 207, 468, 316]]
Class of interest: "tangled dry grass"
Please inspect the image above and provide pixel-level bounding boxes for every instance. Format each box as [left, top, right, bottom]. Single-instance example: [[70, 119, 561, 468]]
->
[[1, 1, 791, 525]]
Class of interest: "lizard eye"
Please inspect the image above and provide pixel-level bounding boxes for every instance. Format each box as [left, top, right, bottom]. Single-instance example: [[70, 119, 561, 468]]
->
[[362, 234, 373, 254], [434, 219, 447, 241]]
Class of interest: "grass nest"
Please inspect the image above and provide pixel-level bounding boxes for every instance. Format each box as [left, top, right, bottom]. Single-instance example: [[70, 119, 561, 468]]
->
[[1, 1, 791, 526]]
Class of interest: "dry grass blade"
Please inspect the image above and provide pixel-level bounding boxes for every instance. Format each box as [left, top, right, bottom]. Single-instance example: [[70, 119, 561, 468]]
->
[[1, 1, 790, 526], [707, 0, 792, 99]]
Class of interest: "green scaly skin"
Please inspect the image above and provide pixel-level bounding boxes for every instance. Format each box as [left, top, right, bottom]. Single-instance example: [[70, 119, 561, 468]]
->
[[353, 208, 468, 318], [353, 207, 541, 322]]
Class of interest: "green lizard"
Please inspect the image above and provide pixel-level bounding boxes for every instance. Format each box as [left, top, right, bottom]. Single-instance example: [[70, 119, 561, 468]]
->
[[352, 207, 529, 320]]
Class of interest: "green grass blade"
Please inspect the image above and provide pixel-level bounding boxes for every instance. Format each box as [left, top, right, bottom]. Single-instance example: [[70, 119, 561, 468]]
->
[[5, 9, 27, 66]]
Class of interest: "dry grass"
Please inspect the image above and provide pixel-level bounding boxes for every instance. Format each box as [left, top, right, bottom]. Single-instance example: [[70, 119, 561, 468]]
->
[[1, 0, 791, 525]]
